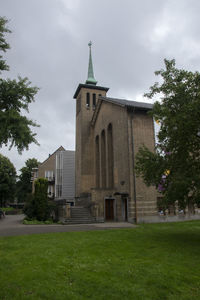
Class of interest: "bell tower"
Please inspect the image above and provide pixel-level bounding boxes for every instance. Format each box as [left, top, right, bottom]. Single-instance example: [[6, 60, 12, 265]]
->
[[74, 42, 109, 199]]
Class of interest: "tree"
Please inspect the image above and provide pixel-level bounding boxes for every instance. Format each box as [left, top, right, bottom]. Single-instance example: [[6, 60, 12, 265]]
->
[[136, 59, 200, 212], [23, 178, 55, 221], [0, 17, 39, 154], [0, 154, 16, 206], [16, 158, 39, 203]]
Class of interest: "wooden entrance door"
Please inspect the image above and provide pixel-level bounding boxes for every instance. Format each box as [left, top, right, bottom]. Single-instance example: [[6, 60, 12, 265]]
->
[[105, 199, 114, 221]]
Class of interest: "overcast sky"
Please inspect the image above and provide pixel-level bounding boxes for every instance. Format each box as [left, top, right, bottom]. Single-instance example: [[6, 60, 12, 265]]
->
[[1, 0, 200, 173]]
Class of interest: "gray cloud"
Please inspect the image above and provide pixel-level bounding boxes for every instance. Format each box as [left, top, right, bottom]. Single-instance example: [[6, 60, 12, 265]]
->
[[1, 0, 200, 172]]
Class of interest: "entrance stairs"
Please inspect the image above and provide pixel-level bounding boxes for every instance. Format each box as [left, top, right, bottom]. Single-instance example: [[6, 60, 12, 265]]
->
[[65, 206, 96, 224]]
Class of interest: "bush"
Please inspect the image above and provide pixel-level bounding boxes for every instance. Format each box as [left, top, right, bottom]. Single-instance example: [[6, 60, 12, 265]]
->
[[23, 178, 56, 221], [23, 219, 54, 225], [1, 207, 14, 212]]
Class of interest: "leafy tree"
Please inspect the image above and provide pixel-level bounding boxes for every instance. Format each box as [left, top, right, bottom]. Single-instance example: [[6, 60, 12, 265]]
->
[[23, 178, 55, 221], [136, 59, 200, 212], [0, 17, 39, 154], [16, 158, 39, 203], [0, 154, 16, 206], [33, 178, 49, 221]]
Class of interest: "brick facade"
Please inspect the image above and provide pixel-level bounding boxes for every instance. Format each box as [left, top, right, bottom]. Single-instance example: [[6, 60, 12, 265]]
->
[[74, 83, 158, 223]]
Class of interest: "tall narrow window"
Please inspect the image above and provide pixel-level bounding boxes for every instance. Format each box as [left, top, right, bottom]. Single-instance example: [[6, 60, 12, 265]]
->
[[93, 93, 96, 109], [107, 123, 114, 188], [101, 130, 107, 188], [95, 135, 100, 188], [86, 93, 90, 108]]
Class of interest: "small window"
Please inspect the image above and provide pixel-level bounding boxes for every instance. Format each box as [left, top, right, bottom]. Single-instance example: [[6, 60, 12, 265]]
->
[[86, 93, 90, 108], [93, 94, 96, 109], [45, 170, 54, 181]]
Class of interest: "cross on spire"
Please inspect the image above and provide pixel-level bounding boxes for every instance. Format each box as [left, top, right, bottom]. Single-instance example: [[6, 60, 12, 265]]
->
[[86, 41, 97, 85]]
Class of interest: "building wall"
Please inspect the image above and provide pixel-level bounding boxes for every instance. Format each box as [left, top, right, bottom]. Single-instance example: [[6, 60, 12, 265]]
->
[[91, 103, 157, 223], [93, 101, 130, 192], [92, 101, 131, 221], [38, 154, 55, 179], [33, 146, 69, 199], [128, 110, 157, 222], [62, 151, 75, 201], [74, 84, 157, 223], [36, 152, 57, 197], [75, 87, 107, 197]]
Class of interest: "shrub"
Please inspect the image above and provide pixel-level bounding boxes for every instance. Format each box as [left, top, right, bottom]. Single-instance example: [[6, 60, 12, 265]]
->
[[23, 178, 56, 221]]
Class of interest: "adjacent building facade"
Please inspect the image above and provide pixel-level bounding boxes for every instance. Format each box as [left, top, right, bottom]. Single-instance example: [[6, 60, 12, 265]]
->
[[32, 146, 75, 205], [55, 150, 75, 204]]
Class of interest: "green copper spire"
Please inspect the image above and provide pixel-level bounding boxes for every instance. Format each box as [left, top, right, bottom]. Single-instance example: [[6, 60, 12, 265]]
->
[[86, 41, 97, 85]]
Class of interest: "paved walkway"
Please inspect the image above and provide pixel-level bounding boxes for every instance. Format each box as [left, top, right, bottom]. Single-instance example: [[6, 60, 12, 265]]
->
[[0, 215, 136, 237]]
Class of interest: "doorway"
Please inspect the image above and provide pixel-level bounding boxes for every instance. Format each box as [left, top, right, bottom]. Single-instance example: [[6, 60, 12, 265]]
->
[[122, 197, 128, 221], [105, 198, 114, 221]]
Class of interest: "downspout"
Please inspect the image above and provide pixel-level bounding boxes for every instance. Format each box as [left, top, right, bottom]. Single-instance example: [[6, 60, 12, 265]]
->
[[130, 110, 138, 224]]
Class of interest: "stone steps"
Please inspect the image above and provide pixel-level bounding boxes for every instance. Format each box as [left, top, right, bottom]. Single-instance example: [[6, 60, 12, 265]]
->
[[65, 207, 96, 224]]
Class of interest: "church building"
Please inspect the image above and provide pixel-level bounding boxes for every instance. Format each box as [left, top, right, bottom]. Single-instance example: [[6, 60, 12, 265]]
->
[[74, 42, 157, 223]]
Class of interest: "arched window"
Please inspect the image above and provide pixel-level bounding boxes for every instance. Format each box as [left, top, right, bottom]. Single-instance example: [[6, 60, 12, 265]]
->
[[101, 130, 107, 188], [86, 93, 90, 108], [95, 135, 100, 188], [107, 123, 114, 188], [93, 94, 96, 109]]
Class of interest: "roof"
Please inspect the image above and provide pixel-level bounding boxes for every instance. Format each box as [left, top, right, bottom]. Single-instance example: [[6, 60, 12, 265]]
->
[[100, 96, 153, 110], [73, 83, 109, 99], [40, 146, 66, 166], [91, 96, 153, 126]]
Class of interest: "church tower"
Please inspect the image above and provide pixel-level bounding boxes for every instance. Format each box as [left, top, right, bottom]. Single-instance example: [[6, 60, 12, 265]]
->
[[73, 42, 109, 200]]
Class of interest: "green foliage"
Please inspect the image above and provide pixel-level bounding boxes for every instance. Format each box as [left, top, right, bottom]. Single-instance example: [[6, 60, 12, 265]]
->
[[34, 178, 49, 221], [22, 193, 35, 219], [136, 59, 200, 209], [23, 219, 54, 225], [0, 17, 10, 72], [136, 145, 165, 186], [0, 153, 16, 206], [1, 207, 14, 212], [23, 178, 56, 221], [0, 17, 39, 153], [16, 158, 39, 203]]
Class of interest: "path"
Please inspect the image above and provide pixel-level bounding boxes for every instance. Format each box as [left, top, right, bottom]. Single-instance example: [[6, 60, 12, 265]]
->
[[0, 214, 136, 237]]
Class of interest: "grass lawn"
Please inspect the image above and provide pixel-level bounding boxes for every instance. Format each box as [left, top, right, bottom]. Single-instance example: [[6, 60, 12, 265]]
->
[[0, 221, 200, 299]]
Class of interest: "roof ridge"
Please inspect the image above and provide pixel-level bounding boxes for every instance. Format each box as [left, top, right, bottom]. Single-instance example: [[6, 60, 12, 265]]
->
[[100, 96, 153, 108]]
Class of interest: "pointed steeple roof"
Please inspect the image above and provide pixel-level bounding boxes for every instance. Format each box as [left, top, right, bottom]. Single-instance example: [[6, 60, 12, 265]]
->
[[86, 41, 97, 85]]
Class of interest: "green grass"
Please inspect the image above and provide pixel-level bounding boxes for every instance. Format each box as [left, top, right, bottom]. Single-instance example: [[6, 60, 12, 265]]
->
[[0, 221, 200, 299]]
